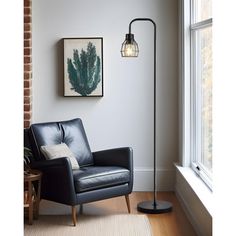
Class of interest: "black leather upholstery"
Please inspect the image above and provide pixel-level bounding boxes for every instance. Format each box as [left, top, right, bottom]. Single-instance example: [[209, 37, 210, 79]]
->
[[29, 118, 93, 166], [73, 166, 130, 193], [25, 118, 133, 208], [29, 122, 61, 161], [60, 119, 93, 167]]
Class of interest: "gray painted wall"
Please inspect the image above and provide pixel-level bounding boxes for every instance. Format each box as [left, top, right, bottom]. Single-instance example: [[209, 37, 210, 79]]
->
[[32, 0, 179, 191]]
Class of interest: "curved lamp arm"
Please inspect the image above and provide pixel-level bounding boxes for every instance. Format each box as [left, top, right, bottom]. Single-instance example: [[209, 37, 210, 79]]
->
[[128, 18, 156, 34]]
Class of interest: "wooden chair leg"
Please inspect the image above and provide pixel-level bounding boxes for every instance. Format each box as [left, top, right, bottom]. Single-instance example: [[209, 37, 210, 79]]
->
[[125, 195, 131, 213], [72, 206, 77, 226], [28, 181, 33, 225]]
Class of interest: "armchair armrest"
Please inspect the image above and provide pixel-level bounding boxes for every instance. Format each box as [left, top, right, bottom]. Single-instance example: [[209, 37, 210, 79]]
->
[[31, 157, 72, 169], [93, 147, 133, 170], [30, 157, 77, 205]]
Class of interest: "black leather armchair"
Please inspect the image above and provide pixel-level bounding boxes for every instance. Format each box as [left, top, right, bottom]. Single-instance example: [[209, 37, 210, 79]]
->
[[24, 118, 133, 226]]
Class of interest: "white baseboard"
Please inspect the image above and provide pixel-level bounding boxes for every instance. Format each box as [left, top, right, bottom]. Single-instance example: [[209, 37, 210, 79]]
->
[[133, 168, 175, 191]]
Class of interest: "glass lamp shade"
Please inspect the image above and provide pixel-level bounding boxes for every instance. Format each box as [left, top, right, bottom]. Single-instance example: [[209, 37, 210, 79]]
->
[[121, 33, 139, 57]]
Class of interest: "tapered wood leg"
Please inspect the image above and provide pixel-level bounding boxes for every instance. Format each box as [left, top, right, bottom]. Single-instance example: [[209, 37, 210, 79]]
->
[[72, 206, 77, 226], [35, 178, 41, 220], [125, 195, 131, 213]]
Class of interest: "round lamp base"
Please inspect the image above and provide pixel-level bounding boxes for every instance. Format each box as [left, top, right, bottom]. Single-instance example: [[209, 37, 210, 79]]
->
[[137, 200, 172, 214]]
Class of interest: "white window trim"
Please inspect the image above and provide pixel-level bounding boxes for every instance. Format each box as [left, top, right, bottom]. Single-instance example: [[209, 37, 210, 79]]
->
[[179, 0, 191, 168], [179, 0, 213, 189], [190, 1, 213, 189]]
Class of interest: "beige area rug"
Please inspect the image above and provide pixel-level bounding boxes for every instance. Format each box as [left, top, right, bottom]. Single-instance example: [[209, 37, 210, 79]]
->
[[24, 214, 152, 236]]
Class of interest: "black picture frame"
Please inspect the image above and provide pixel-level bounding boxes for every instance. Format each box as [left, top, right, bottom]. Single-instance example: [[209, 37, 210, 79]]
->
[[63, 37, 103, 97]]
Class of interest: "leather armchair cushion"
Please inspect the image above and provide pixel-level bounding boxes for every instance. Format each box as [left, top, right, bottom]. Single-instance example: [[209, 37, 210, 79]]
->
[[60, 119, 94, 167], [73, 166, 130, 193], [29, 118, 94, 166], [30, 122, 62, 161]]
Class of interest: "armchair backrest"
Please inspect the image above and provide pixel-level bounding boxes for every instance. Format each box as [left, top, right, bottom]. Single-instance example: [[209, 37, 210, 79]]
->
[[29, 118, 94, 167]]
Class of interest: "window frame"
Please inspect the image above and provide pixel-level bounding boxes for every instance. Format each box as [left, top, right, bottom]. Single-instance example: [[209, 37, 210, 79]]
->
[[180, 0, 213, 190]]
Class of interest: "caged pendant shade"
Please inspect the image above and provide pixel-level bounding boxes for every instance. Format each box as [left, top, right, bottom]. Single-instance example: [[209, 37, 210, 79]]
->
[[121, 33, 139, 57]]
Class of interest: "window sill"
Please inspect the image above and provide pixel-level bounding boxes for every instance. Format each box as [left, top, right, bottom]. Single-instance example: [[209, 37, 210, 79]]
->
[[175, 163, 213, 216]]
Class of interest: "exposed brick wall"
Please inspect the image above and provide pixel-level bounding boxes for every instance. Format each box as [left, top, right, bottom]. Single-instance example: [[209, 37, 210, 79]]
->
[[24, 0, 32, 128]]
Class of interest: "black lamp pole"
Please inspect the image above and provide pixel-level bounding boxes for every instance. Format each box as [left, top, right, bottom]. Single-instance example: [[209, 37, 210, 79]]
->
[[121, 18, 172, 214]]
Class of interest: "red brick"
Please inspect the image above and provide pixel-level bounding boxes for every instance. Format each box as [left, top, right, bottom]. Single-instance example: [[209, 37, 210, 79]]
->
[[24, 0, 32, 129], [24, 72, 32, 80], [24, 7, 31, 15], [24, 32, 31, 40], [24, 112, 31, 120], [24, 104, 32, 112], [24, 64, 32, 72], [24, 80, 32, 88], [24, 56, 31, 64], [24, 48, 31, 56], [24, 16, 31, 24], [24, 120, 31, 129], [24, 23, 31, 32], [24, 40, 31, 48], [24, 96, 31, 104], [24, 88, 31, 97], [24, 0, 31, 8]]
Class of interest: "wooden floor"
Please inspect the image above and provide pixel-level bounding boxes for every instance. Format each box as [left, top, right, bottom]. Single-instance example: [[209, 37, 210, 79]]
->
[[81, 192, 197, 236]]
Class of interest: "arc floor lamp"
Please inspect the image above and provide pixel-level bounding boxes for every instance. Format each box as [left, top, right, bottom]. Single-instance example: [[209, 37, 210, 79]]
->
[[121, 18, 172, 213]]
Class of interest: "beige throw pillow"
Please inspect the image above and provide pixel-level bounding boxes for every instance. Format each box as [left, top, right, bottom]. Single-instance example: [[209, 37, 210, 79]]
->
[[40, 143, 80, 170]]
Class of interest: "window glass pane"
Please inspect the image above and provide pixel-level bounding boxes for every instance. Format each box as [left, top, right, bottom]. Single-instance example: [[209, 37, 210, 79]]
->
[[196, 26, 212, 173], [193, 0, 212, 23]]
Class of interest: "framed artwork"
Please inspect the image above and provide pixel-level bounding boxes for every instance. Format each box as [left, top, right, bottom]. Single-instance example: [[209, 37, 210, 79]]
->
[[63, 38, 103, 97]]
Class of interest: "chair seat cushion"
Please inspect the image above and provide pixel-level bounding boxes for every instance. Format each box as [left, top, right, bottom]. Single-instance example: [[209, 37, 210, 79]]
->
[[73, 166, 130, 193]]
